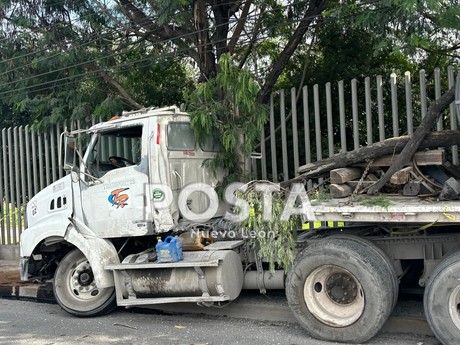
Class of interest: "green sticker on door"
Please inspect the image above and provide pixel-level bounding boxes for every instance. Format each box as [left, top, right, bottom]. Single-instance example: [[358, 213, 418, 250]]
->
[[152, 188, 164, 200]]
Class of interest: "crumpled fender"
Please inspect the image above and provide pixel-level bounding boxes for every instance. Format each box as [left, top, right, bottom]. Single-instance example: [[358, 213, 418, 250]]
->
[[20, 224, 119, 288]]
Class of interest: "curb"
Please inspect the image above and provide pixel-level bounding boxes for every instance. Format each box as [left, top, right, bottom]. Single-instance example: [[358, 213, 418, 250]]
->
[[0, 282, 55, 303]]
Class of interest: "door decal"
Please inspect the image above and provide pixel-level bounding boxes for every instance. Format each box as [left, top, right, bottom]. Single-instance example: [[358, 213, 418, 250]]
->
[[108, 188, 130, 208]]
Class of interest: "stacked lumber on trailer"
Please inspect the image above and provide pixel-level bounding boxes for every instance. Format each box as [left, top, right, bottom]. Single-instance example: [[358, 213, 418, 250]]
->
[[327, 150, 448, 198], [284, 87, 458, 200]]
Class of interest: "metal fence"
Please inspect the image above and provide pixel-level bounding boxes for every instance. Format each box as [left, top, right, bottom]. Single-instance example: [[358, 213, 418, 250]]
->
[[254, 66, 459, 183], [0, 66, 458, 245]]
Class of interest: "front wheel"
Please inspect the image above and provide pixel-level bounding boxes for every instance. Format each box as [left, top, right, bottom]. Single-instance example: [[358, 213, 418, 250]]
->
[[424, 250, 460, 345], [54, 249, 116, 317], [286, 237, 395, 343]]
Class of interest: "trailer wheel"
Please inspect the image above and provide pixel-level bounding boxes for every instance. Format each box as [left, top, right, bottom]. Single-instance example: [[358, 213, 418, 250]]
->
[[286, 237, 394, 343], [424, 250, 460, 345], [54, 249, 116, 317], [330, 235, 399, 309]]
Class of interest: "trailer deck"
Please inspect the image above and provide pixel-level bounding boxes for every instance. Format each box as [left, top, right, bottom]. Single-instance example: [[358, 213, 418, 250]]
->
[[309, 195, 460, 223]]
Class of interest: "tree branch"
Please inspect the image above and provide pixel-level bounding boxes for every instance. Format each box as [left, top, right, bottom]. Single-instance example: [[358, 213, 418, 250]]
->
[[228, 0, 252, 54], [86, 64, 143, 110], [256, 0, 329, 104]]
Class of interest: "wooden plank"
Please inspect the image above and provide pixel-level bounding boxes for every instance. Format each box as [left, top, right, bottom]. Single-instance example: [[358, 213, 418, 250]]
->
[[330, 184, 353, 198], [390, 167, 413, 185], [330, 168, 362, 184], [346, 181, 376, 188]]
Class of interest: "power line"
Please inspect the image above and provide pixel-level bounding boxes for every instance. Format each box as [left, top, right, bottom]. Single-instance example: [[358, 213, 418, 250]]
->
[[0, 2, 309, 89], [0, 0, 260, 67], [0, 26, 283, 99]]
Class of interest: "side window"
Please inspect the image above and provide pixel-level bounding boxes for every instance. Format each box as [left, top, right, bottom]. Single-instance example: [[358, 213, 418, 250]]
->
[[167, 122, 196, 151], [86, 126, 143, 178]]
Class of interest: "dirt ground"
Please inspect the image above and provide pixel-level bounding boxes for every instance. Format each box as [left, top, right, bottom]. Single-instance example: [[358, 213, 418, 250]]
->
[[0, 270, 22, 286], [0, 261, 23, 286]]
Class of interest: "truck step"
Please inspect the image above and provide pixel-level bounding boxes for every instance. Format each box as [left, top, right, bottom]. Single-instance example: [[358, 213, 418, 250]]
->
[[106, 251, 221, 270], [116, 295, 229, 306]]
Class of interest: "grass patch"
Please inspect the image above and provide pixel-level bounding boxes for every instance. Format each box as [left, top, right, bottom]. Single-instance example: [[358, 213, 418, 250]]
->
[[355, 196, 392, 209]]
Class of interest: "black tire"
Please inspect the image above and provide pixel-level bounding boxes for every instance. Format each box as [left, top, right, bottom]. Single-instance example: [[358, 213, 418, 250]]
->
[[54, 249, 116, 317], [286, 237, 394, 343], [424, 250, 460, 345], [330, 235, 399, 310]]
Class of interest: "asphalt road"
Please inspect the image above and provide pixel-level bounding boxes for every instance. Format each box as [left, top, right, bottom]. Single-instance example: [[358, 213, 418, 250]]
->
[[0, 299, 440, 345]]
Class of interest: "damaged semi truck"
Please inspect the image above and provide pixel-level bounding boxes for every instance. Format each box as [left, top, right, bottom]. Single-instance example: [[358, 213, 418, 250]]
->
[[19, 78, 460, 345]]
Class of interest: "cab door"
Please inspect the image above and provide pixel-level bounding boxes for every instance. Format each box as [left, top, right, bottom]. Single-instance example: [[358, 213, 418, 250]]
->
[[79, 121, 152, 238]]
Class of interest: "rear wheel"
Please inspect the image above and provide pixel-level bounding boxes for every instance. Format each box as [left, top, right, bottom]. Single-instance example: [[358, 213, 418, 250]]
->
[[286, 237, 396, 343], [424, 250, 460, 345], [330, 235, 399, 309], [54, 249, 116, 317]]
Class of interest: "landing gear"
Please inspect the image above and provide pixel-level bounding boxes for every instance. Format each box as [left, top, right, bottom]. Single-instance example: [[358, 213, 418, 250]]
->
[[286, 237, 397, 343], [54, 249, 116, 317]]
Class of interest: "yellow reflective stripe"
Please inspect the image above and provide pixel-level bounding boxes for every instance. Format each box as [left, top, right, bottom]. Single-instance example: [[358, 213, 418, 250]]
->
[[302, 221, 346, 229]]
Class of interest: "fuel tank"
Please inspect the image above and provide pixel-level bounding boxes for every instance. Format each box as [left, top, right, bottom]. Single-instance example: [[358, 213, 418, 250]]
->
[[126, 250, 243, 300]]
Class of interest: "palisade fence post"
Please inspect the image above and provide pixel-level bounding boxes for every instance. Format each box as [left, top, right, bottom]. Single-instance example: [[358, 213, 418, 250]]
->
[[390, 73, 399, 137], [260, 127, 267, 180], [377, 75, 385, 141], [38, 133, 45, 191], [302, 86, 313, 189], [291, 87, 299, 177], [326, 82, 334, 157], [448, 66, 459, 164], [434, 67, 443, 131], [269, 94, 278, 182], [351, 79, 359, 151], [31, 129, 39, 196], [405, 71, 414, 136], [313, 84, 323, 185], [2, 129, 10, 242], [56, 124, 64, 179], [338, 80, 347, 153], [7, 128, 16, 241], [365, 77, 373, 145], [280, 90, 289, 181], [25, 126, 33, 227], [44, 131, 51, 186], [51, 126, 57, 183], [19, 126, 27, 231], [420, 70, 427, 120], [13, 126, 22, 241]]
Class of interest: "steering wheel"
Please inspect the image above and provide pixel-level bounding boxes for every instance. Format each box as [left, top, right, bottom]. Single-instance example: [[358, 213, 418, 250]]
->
[[108, 156, 135, 168]]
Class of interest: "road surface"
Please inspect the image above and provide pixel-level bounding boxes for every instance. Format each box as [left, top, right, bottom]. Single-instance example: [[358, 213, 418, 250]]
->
[[0, 299, 440, 345]]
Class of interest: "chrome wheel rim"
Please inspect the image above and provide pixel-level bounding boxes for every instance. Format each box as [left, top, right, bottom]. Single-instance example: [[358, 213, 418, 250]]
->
[[304, 265, 365, 327]]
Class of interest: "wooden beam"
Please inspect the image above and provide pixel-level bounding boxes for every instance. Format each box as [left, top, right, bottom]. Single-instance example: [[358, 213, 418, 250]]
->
[[390, 167, 413, 185], [330, 168, 363, 184], [330, 184, 353, 198]]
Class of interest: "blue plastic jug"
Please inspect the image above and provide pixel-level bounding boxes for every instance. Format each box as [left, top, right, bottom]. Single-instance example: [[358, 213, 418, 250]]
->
[[156, 236, 183, 263]]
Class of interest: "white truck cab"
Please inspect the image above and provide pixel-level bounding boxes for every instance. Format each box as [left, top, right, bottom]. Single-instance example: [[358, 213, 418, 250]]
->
[[20, 106, 240, 316]]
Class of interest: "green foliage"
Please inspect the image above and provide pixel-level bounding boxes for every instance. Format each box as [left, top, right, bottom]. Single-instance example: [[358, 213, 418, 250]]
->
[[238, 183, 299, 272], [356, 196, 392, 209], [186, 53, 268, 182]]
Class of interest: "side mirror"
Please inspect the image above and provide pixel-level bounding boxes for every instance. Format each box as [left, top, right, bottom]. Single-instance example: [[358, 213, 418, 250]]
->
[[63, 134, 78, 171]]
